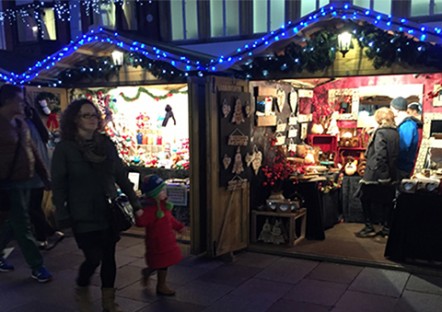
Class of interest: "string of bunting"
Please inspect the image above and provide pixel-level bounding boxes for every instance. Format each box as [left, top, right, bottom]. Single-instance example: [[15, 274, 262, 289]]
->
[[119, 87, 188, 102]]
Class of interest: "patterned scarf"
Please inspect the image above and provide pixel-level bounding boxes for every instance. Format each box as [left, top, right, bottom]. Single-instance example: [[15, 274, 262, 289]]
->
[[76, 133, 107, 163]]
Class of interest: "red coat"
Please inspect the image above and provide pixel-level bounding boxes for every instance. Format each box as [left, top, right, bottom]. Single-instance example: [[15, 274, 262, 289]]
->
[[135, 199, 184, 269]]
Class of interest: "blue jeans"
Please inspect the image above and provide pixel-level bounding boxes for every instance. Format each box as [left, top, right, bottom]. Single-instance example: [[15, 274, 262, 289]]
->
[[0, 187, 44, 270]]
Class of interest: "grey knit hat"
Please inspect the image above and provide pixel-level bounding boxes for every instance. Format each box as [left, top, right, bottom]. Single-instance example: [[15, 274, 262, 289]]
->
[[390, 97, 408, 111]]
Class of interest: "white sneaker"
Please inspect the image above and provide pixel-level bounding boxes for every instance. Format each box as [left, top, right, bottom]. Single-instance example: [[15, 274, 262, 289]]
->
[[37, 241, 48, 250]]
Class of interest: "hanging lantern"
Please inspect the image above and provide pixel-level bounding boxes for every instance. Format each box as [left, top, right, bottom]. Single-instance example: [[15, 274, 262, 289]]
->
[[337, 31, 353, 57]]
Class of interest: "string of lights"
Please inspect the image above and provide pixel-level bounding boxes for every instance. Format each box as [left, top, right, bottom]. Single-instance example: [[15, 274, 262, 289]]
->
[[0, 0, 151, 23], [210, 3, 442, 72], [1, 3, 442, 85]]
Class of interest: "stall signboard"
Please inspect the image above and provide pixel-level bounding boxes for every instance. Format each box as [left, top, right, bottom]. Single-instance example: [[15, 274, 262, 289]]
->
[[166, 184, 188, 206]]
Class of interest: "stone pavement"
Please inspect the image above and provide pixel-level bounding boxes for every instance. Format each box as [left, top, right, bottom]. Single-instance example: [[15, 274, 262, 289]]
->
[[1, 233, 442, 312]]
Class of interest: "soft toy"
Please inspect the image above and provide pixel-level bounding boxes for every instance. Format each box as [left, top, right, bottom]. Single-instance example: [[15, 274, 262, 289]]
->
[[35, 92, 61, 132]]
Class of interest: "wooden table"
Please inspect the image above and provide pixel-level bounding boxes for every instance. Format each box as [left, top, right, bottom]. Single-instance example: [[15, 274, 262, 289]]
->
[[251, 208, 306, 246]]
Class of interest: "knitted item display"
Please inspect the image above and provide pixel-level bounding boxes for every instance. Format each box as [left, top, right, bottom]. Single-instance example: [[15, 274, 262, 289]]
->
[[141, 174, 173, 218]]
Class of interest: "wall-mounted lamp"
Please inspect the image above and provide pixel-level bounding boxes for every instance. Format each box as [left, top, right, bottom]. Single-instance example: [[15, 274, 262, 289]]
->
[[111, 50, 125, 69], [337, 31, 353, 57]]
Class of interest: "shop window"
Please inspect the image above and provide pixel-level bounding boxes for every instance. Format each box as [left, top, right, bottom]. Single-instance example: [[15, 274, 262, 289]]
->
[[69, 0, 82, 39], [15, 0, 56, 42], [253, 0, 285, 33], [121, 0, 138, 31], [0, 2, 5, 49], [352, 0, 391, 15], [300, 0, 330, 17], [210, 0, 239, 37], [17, 9, 38, 42], [170, 0, 198, 40], [92, 1, 116, 29], [41, 8, 56, 40], [410, 0, 442, 15]]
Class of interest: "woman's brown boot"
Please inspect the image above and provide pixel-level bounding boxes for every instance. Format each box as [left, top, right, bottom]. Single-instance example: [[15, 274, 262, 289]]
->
[[74, 286, 93, 312], [101, 288, 123, 312], [156, 269, 175, 296]]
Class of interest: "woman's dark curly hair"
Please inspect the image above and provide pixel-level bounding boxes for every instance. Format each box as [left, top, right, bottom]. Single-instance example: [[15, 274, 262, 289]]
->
[[59, 98, 103, 141]]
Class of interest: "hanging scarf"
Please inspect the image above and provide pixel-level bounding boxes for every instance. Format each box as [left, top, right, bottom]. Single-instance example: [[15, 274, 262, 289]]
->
[[76, 133, 107, 163]]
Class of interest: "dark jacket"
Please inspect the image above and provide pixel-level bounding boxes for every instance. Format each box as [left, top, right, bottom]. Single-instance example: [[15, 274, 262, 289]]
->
[[51, 134, 140, 233], [0, 115, 49, 185], [361, 126, 399, 185]]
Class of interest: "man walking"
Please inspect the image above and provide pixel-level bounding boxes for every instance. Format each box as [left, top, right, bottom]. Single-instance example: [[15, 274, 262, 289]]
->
[[0, 84, 52, 283]]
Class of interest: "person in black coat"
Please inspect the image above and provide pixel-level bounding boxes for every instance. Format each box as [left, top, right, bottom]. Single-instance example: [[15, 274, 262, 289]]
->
[[356, 107, 399, 239]]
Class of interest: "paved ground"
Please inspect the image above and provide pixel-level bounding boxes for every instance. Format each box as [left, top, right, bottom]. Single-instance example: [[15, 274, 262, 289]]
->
[[1, 233, 442, 312]]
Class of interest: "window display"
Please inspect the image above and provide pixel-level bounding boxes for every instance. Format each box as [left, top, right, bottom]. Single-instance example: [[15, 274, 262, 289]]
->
[[71, 85, 190, 169]]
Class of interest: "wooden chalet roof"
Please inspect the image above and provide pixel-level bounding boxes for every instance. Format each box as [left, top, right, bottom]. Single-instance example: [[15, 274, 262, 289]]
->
[[208, 3, 442, 73], [13, 28, 217, 86]]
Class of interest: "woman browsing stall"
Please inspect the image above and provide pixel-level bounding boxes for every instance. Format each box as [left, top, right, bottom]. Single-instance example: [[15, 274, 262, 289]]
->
[[355, 107, 399, 240]]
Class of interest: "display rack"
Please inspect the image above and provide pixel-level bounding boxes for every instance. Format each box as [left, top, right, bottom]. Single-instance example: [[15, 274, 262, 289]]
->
[[307, 134, 338, 163]]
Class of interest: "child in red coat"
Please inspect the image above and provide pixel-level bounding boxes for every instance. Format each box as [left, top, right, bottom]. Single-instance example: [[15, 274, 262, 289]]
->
[[136, 174, 184, 296]]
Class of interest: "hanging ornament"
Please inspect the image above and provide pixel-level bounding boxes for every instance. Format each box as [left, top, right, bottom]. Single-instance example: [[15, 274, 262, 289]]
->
[[232, 147, 244, 174], [245, 151, 255, 167], [251, 146, 262, 175], [258, 219, 273, 243], [276, 89, 286, 112], [231, 98, 245, 124], [221, 98, 231, 118], [244, 101, 252, 118], [223, 154, 232, 170], [271, 220, 286, 245], [289, 89, 298, 113]]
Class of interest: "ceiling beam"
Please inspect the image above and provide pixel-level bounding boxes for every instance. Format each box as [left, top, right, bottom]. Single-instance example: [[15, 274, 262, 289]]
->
[[75, 47, 110, 57]]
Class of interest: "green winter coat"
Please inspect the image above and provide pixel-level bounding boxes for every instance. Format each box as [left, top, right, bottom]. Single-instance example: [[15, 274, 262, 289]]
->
[[51, 134, 140, 233]]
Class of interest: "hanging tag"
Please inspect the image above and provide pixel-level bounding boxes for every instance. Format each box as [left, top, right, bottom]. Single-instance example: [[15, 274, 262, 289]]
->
[[228, 128, 249, 146], [227, 175, 247, 191], [289, 113, 298, 125], [288, 126, 298, 138], [275, 132, 286, 146], [276, 119, 287, 133], [297, 114, 312, 123], [288, 139, 297, 152]]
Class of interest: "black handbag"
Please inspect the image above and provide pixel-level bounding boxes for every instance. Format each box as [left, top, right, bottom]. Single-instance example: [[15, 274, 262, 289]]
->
[[110, 194, 135, 232]]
